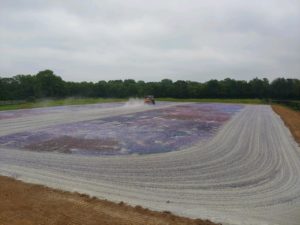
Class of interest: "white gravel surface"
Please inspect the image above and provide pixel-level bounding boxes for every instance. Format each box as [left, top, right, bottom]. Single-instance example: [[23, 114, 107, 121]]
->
[[0, 104, 300, 225]]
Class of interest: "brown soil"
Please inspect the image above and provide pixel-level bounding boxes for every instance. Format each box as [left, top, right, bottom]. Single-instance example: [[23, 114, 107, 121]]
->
[[0, 176, 220, 225], [272, 105, 300, 144]]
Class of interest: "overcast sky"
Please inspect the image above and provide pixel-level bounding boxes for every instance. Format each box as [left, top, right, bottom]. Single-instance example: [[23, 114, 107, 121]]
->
[[0, 0, 299, 82]]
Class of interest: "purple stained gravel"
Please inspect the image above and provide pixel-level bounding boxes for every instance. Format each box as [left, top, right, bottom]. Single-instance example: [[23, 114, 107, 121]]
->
[[0, 103, 244, 155], [0, 102, 124, 120]]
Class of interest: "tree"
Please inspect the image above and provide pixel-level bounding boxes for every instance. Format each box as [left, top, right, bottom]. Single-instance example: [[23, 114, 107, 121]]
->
[[124, 79, 138, 97], [204, 80, 220, 98], [35, 70, 65, 98], [95, 81, 108, 97], [173, 80, 188, 98], [0, 70, 299, 100], [249, 78, 269, 98], [160, 79, 173, 97], [14, 75, 36, 100]]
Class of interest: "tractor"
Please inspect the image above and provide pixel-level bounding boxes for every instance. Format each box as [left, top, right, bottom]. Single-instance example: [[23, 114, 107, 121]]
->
[[144, 95, 155, 105]]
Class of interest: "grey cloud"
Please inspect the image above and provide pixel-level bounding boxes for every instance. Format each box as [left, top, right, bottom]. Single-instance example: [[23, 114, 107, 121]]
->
[[0, 0, 299, 81]]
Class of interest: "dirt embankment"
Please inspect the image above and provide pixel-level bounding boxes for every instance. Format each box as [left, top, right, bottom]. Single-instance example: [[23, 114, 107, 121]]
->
[[0, 176, 219, 225], [272, 105, 300, 144]]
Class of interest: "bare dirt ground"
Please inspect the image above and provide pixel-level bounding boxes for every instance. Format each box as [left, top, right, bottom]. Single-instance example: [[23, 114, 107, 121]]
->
[[0, 175, 218, 225], [272, 104, 300, 144]]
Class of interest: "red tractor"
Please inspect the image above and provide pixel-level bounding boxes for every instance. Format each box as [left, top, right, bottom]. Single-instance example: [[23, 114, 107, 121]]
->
[[144, 95, 155, 105]]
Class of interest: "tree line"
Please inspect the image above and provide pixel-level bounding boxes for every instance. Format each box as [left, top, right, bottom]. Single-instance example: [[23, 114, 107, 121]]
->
[[0, 70, 299, 100]]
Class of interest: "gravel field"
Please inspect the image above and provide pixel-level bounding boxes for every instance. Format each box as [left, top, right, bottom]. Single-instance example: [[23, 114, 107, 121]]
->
[[0, 103, 243, 155], [0, 103, 300, 225]]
